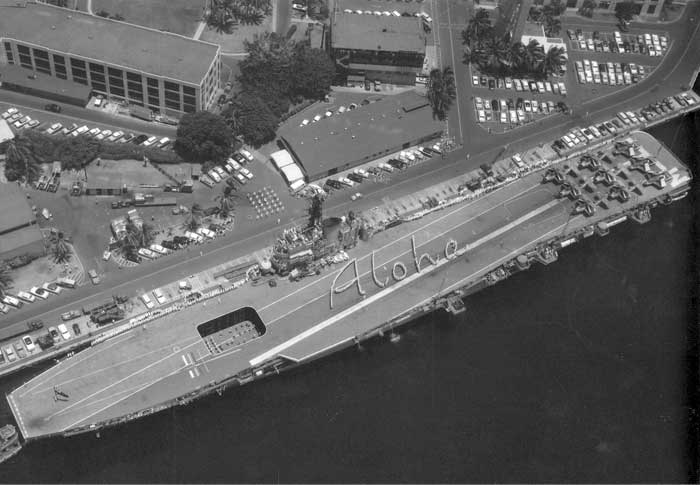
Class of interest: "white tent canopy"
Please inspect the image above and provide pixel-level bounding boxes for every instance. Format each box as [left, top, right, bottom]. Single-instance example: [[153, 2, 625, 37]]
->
[[280, 163, 305, 184], [0, 119, 15, 144], [271, 149, 296, 170]]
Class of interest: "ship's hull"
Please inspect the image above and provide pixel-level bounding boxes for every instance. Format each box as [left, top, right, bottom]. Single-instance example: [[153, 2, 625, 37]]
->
[[7, 132, 692, 441]]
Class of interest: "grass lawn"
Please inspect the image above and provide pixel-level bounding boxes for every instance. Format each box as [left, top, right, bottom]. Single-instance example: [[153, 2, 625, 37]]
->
[[91, 0, 205, 36], [200, 15, 272, 53]]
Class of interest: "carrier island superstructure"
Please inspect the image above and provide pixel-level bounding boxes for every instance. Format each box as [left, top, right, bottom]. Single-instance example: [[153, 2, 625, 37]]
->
[[7, 131, 692, 441]]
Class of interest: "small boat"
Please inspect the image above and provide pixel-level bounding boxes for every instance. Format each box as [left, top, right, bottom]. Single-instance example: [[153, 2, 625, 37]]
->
[[0, 424, 22, 464]]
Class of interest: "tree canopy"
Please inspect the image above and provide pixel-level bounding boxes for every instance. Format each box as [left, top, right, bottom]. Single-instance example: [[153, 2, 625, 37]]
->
[[426, 67, 456, 121], [615, 1, 638, 22], [174, 111, 234, 164], [292, 46, 336, 100], [230, 95, 279, 147]]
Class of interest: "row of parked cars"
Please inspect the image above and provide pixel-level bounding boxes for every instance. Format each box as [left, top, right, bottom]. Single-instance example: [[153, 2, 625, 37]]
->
[[0, 317, 81, 367], [552, 93, 696, 153], [567, 29, 667, 56], [472, 75, 568, 96], [0, 278, 76, 315], [0, 107, 171, 149], [200, 149, 255, 188], [475, 97, 561, 124], [575, 59, 648, 85], [323, 144, 443, 191]]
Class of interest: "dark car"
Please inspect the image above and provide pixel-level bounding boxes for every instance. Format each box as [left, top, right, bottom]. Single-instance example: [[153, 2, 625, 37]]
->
[[488, 78, 495, 90], [566, 29, 575, 40], [480, 76, 487, 86], [491, 99, 499, 111], [232, 152, 246, 164], [388, 158, 407, 169], [325, 179, 344, 189], [364, 79, 371, 91], [174, 235, 190, 246], [27, 319, 44, 330], [347, 173, 364, 183], [44, 103, 62, 113], [367, 167, 382, 176], [161, 240, 177, 250], [132, 134, 148, 144], [72, 323, 82, 336]]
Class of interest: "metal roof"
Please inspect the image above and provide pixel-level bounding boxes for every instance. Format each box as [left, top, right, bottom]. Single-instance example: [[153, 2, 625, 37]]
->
[[331, 14, 426, 54]]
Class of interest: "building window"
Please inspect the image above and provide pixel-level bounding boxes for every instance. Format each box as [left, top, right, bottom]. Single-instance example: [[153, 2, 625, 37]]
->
[[18, 54, 32, 69], [4, 43, 14, 64], [147, 87, 159, 97], [70, 57, 86, 69], [35, 58, 51, 75], [164, 81, 180, 92], [110, 86, 125, 97], [16, 44, 29, 55], [646, 4, 656, 13], [108, 67, 123, 78], [165, 98, 181, 110], [126, 71, 141, 82], [148, 95, 160, 106], [183, 104, 196, 113], [53, 54, 65, 66], [74, 77, 88, 85], [92, 81, 107, 92], [88, 62, 104, 73], [183, 95, 196, 106], [108, 76, 124, 88], [55, 65, 67, 80], [32, 48, 48, 60], [147, 77, 159, 87], [183, 85, 195, 96]]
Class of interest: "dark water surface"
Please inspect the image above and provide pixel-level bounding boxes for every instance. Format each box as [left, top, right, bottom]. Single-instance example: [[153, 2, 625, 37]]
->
[[0, 117, 697, 483]]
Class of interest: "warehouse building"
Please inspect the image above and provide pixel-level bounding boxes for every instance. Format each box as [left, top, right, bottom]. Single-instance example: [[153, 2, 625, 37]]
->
[[278, 92, 443, 181], [331, 13, 427, 85], [0, 183, 45, 261], [0, 1, 221, 116]]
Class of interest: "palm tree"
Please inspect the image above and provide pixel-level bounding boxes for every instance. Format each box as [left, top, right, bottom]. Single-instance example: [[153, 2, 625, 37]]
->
[[482, 35, 510, 73], [307, 194, 324, 229], [0, 263, 12, 297], [509, 41, 526, 72], [543, 46, 568, 77], [426, 66, 456, 121], [524, 39, 545, 72], [5, 136, 42, 184], [50, 232, 72, 264], [217, 186, 236, 218], [462, 9, 492, 47], [207, 0, 237, 33], [543, 14, 562, 36], [141, 223, 155, 247], [186, 203, 203, 231]]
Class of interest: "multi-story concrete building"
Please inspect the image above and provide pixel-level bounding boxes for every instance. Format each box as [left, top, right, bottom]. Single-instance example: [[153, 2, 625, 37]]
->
[[0, 1, 221, 116], [331, 13, 427, 85], [535, 0, 663, 17]]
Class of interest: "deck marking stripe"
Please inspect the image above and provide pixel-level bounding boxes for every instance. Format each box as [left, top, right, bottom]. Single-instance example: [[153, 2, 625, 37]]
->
[[30, 335, 201, 396], [250, 201, 561, 366], [263, 199, 558, 329], [60, 364, 187, 432], [18, 332, 137, 398], [45, 339, 201, 421], [288, 219, 576, 363], [258, 180, 541, 313]]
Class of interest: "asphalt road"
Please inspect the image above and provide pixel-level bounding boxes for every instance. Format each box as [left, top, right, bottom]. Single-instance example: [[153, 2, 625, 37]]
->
[[1, 5, 699, 340]]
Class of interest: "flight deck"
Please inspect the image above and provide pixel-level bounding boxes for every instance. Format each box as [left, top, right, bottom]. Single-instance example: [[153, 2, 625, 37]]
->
[[8, 131, 691, 440]]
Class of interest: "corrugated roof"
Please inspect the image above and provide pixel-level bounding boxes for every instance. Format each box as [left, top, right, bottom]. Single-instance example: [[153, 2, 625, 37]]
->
[[332, 14, 426, 53], [0, 183, 36, 234], [278, 91, 443, 180], [0, 2, 219, 84]]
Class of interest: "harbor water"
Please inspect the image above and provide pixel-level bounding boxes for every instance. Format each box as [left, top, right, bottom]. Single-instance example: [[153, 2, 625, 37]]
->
[[0, 115, 697, 482]]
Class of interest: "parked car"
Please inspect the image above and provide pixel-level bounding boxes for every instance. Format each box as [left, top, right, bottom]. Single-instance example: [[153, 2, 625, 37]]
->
[[61, 310, 81, 321], [44, 103, 62, 113], [45, 123, 63, 135], [57, 324, 71, 340], [95, 129, 112, 141], [22, 335, 36, 353], [142, 136, 158, 146], [88, 269, 101, 285], [132, 134, 149, 144], [108, 130, 124, 142], [72, 323, 82, 336], [48, 326, 61, 344]]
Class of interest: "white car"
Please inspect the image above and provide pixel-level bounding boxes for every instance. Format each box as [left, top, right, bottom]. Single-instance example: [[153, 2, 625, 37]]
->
[[536, 81, 545, 92], [477, 109, 486, 122], [45, 123, 63, 135], [152, 288, 167, 305], [157, 137, 170, 148], [338, 177, 355, 187], [239, 168, 253, 179], [87, 127, 101, 137], [558, 83, 567, 95], [72, 125, 89, 137], [17, 291, 35, 303], [141, 293, 155, 309], [29, 286, 50, 299], [208, 170, 221, 182], [504, 78, 513, 89], [95, 129, 112, 141], [472, 75, 480, 86], [108, 131, 124, 142], [474, 97, 483, 110], [14, 116, 31, 128], [22, 335, 36, 353], [214, 166, 226, 178], [57, 323, 71, 340], [239, 149, 254, 162], [1, 107, 18, 119], [142, 136, 158, 146]]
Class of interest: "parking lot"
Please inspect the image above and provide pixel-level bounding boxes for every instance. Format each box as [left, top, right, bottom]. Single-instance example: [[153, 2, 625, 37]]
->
[[565, 28, 669, 58], [1, 106, 174, 149]]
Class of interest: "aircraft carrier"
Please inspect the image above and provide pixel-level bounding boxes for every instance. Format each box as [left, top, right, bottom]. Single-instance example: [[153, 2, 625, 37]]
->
[[7, 131, 692, 441]]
